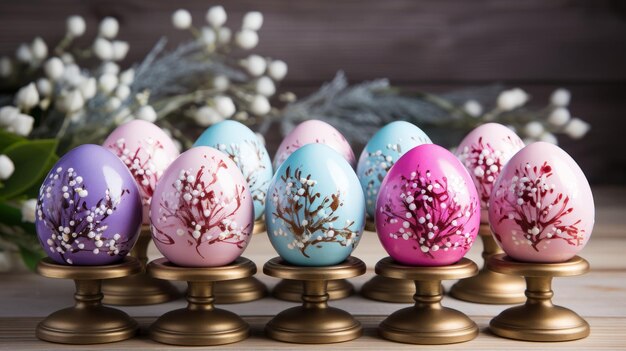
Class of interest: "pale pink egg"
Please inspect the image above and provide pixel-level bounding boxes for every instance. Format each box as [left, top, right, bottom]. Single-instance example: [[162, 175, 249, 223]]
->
[[103, 120, 179, 224], [273, 120, 355, 169], [457, 123, 524, 222], [489, 142, 594, 263], [376, 144, 480, 266], [150, 146, 254, 267]]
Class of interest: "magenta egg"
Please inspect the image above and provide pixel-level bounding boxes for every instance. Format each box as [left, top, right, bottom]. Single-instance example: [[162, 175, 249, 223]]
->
[[457, 123, 525, 222], [376, 144, 480, 266], [273, 120, 355, 169], [103, 120, 180, 225], [488, 142, 594, 263], [150, 146, 254, 267]]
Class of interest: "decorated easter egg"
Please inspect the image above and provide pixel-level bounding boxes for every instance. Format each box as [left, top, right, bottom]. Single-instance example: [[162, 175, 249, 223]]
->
[[103, 120, 179, 224], [193, 120, 272, 221], [35, 144, 142, 265], [457, 123, 524, 222], [357, 121, 431, 218], [488, 142, 594, 263], [273, 120, 355, 170], [150, 146, 254, 267], [376, 144, 480, 266], [266, 143, 365, 266]]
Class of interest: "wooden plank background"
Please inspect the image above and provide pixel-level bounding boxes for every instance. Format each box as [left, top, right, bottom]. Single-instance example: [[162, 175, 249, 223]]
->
[[0, 0, 624, 184]]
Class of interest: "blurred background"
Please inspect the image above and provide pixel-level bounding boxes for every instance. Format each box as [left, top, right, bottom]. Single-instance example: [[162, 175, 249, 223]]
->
[[0, 0, 624, 184]]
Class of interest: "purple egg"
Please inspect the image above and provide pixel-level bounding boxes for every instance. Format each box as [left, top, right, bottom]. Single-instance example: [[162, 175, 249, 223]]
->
[[35, 144, 142, 265]]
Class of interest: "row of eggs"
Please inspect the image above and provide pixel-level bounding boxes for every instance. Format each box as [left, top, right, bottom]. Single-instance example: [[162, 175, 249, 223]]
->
[[35, 118, 594, 268]]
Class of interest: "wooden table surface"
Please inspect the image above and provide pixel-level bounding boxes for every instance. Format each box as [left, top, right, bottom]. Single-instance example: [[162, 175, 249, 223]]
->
[[0, 187, 624, 350]]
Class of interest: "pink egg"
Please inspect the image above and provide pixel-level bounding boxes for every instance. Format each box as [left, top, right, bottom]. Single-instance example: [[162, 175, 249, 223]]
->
[[489, 142, 594, 263], [376, 144, 480, 266], [150, 146, 254, 267], [273, 120, 355, 169], [457, 123, 524, 222], [103, 120, 179, 224]]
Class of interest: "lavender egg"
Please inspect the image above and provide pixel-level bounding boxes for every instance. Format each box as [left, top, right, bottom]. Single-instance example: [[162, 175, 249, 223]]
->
[[36, 144, 142, 265]]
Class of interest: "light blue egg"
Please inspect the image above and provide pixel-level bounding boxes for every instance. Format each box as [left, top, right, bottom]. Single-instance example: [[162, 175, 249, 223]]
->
[[356, 121, 431, 218], [193, 120, 272, 221], [265, 144, 365, 266]]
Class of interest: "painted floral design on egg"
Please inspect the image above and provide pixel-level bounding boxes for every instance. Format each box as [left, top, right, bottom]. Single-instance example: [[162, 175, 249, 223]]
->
[[273, 120, 355, 169], [376, 144, 480, 266], [36, 145, 142, 265], [151, 146, 254, 267]]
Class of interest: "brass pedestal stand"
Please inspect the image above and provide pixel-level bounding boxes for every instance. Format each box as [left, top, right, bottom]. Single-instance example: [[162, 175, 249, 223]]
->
[[487, 254, 590, 342], [36, 257, 141, 344], [450, 223, 526, 304], [377, 257, 479, 344], [213, 220, 268, 304], [102, 227, 179, 305], [147, 257, 255, 346], [272, 278, 354, 302], [264, 257, 366, 343]]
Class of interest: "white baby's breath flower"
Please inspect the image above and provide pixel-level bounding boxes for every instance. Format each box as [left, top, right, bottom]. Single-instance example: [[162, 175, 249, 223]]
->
[[250, 95, 270, 115], [93, 38, 113, 61], [268, 60, 287, 81], [172, 9, 192, 30], [550, 88, 571, 107], [111, 41, 129, 61], [115, 85, 131, 100], [0, 57, 11, 77], [16, 43, 33, 63], [218, 27, 232, 44], [214, 96, 236, 118], [101, 61, 120, 75], [0, 155, 15, 180], [36, 78, 53, 97], [524, 121, 544, 138], [463, 100, 483, 117], [30, 37, 48, 61], [21, 199, 37, 223], [60, 63, 82, 87], [137, 105, 157, 122], [206, 6, 227, 27], [66, 15, 86, 38], [548, 107, 571, 127], [245, 54, 266, 76], [14, 83, 39, 110], [106, 96, 122, 111], [242, 11, 263, 31], [60, 90, 85, 113], [194, 106, 223, 127], [99, 17, 119, 39], [10, 114, 34, 136], [120, 68, 135, 85], [98, 73, 118, 94], [235, 30, 259, 50], [539, 132, 558, 145], [212, 75, 229, 91], [256, 76, 275, 96], [0, 106, 19, 126], [497, 88, 528, 111], [44, 57, 65, 80], [61, 53, 74, 64], [79, 77, 97, 99], [563, 118, 590, 139], [201, 27, 216, 45]]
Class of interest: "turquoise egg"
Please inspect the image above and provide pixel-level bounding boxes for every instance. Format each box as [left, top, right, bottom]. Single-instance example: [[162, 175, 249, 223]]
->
[[357, 121, 431, 218], [265, 144, 366, 266], [193, 120, 272, 221]]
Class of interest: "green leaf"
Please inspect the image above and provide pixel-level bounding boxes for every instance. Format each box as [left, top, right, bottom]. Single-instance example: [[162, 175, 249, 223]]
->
[[0, 139, 58, 201], [0, 130, 26, 152], [19, 246, 44, 271], [23, 153, 59, 199]]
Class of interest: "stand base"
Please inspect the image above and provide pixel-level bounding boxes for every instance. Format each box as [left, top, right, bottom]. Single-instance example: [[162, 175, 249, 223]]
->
[[102, 273, 180, 305], [450, 268, 526, 304], [214, 276, 268, 304], [266, 306, 362, 344], [361, 275, 416, 303], [380, 305, 478, 344], [272, 278, 354, 302], [490, 304, 590, 342], [150, 308, 249, 346], [37, 306, 138, 344]]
